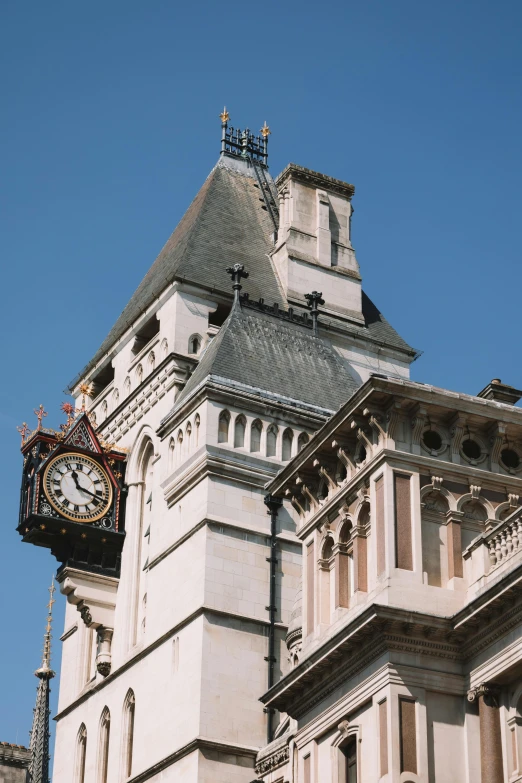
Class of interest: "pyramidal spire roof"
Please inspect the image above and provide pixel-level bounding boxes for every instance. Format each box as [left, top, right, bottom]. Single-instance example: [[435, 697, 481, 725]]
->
[[82, 154, 284, 378], [28, 579, 55, 783]]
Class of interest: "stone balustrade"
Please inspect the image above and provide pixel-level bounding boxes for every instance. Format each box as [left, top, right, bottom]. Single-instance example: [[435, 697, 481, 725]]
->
[[487, 512, 522, 571]]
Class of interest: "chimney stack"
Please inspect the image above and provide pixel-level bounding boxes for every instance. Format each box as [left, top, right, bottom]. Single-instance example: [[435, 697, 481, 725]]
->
[[477, 379, 522, 405]]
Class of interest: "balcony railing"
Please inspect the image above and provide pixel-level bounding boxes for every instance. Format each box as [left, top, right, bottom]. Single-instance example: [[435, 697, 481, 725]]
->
[[486, 509, 522, 572]]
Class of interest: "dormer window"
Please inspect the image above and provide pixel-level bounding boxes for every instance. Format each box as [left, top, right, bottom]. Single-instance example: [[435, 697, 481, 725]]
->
[[131, 315, 160, 357]]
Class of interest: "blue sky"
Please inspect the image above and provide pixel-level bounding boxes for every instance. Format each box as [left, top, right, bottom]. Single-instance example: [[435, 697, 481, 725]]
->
[[1, 0, 522, 754]]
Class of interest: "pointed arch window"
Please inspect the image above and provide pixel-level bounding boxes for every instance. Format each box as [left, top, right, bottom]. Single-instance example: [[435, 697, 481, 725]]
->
[[97, 708, 110, 783], [75, 724, 87, 783], [148, 351, 156, 373], [282, 428, 294, 461], [188, 334, 202, 355], [298, 432, 309, 452], [136, 364, 143, 385], [168, 436, 175, 471], [218, 411, 230, 443], [160, 337, 168, 358], [123, 377, 131, 398], [101, 400, 108, 421], [176, 429, 183, 465], [112, 389, 119, 411], [121, 691, 135, 780], [250, 420, 262, 453], [195, 413, 200, 448], [234, 415, 246, 448], [267, 424, 278, 458], [186, 421, 192, 453]]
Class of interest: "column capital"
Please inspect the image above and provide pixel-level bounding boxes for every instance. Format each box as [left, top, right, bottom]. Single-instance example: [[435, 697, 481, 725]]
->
[[467, 682, 500, 706]]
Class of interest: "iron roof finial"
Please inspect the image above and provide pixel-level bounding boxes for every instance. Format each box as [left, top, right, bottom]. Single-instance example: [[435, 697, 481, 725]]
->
[[304, 291, 325, 336], [226, 264, 249, 305]]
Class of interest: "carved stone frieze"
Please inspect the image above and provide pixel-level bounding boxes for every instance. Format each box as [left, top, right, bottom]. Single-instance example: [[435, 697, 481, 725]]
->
[[255, 744, 290, 775]]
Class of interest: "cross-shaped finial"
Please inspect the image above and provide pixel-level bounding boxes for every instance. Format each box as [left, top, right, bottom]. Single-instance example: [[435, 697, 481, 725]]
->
[[304, 291, 325, 336], [226, 264, 249, 304], [60, 401, 76, 428], [34, 404, 47, 431], [17, 421, 30, 446]]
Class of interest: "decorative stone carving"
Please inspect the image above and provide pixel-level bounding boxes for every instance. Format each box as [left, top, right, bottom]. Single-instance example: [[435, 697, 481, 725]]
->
[[255, 744, 290, 775], [467, 683, 500, 706], [431, 476, 443, 492], [469, 484, 482, 500]]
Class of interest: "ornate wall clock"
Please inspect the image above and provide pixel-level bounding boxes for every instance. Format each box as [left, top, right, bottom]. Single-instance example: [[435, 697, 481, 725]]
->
[[43, 452, 113, 523], [17, 410, 127, 577]]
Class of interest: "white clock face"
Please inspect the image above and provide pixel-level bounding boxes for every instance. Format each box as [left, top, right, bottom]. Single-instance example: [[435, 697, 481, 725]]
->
[[43, 452, 113, 523]]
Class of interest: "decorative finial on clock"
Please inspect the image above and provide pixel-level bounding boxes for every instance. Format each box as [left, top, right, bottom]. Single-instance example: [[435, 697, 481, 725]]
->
[[220, 106, 230, 124], [260, 121, 271, 138], [79, 383, 94, 411], [60, 401, 76, 429], [17, 421, 30, 445], [33, 404, 47, 431]]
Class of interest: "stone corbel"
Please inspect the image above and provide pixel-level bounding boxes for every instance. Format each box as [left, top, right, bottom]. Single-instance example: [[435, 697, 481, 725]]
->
[[431, 476, 444, 491], [96, 627, 114, 677], [449, 413, 466, 464], [296, 478, 318, 511], [353, 424, 373, 454], [410, 404, 427, 455], [509, 493, 519, 508], [385, 400, 403, 444], [58, 567, 118, 630], [364, 411, 386, 445], [285, 488, 306, 516], [313, 459, 337, 491], [332, 440, 355, 472], [489, 422, 507, 470], [469, 484, 482, 500]]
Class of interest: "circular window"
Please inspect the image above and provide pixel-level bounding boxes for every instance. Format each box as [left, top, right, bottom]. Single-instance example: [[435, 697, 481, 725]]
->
[[422, 430, 442, 451], [462, 439, 482, 460], [501, 448, 520, 470]]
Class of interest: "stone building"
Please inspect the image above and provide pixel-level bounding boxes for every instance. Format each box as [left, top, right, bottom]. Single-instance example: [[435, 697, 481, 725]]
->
[[14, 113, 519, 782], [0, 744, 31, 783]]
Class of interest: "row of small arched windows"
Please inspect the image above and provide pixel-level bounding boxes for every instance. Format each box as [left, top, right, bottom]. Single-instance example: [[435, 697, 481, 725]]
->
[[168, 414, 201, 470], [75, 690, 135, 783], [218, 410, 309, 460]]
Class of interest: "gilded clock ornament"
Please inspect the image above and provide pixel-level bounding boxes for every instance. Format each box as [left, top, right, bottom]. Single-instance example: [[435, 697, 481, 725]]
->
[[43, 452, 113, 523]]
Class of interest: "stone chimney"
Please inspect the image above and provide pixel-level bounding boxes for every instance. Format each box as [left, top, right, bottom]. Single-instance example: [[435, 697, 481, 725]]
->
[[477, 379, 522, 405], [272, 164, 363, 323]]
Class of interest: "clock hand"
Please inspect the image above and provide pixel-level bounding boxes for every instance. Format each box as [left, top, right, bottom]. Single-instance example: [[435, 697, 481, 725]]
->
[[70, 470, 100, 500]]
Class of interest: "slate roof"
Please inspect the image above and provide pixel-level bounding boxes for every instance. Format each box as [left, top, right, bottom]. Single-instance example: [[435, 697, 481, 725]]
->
[[171, 302, 360, 415], [70, 154, 416, 388]]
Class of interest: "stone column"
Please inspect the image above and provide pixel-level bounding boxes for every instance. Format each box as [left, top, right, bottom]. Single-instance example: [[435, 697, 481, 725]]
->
[[96, 627, 114, 677], [468, 684, 503, 783]]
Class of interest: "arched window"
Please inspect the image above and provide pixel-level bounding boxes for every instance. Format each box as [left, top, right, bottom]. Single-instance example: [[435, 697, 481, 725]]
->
[[218, 411, 230, 443], [250, 420, 262, 453], [186, 421, 192, 453], [134, 443, 153, 645], [320, 537, 334, 624], [121, 689, 136, 781], [160, 338, 168, 358], [234, 415, 246, 448], [121, 690, 135, 781], [101, 400, 108, 421], [136, 364, 143, 385], [168, 437, 175, 471], [342, 738, 357, 783], [188, 334, 202, 355], [176, 429, 183, 465], [148, 351, 155, 374], [282, 429, 294, 461], [112, 389, 119, 411], [266, 425, 278, 458], [75, 724, 87, 783], [422, 492, 449, 587], [195, 414, 200, 448], [123, 377, 131, 398], [97, 707, 110, 783], [298, 432, 309, 452]]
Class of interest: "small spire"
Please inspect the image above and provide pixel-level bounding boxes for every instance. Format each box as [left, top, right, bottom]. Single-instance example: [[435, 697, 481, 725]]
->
[[79, 382, 93, 411], [304, 291, 325, 336], [37, 578, 55, 677], [219, 106, 230, 124], [226, 264, 249, 305], [29, 579, 55, 783]]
